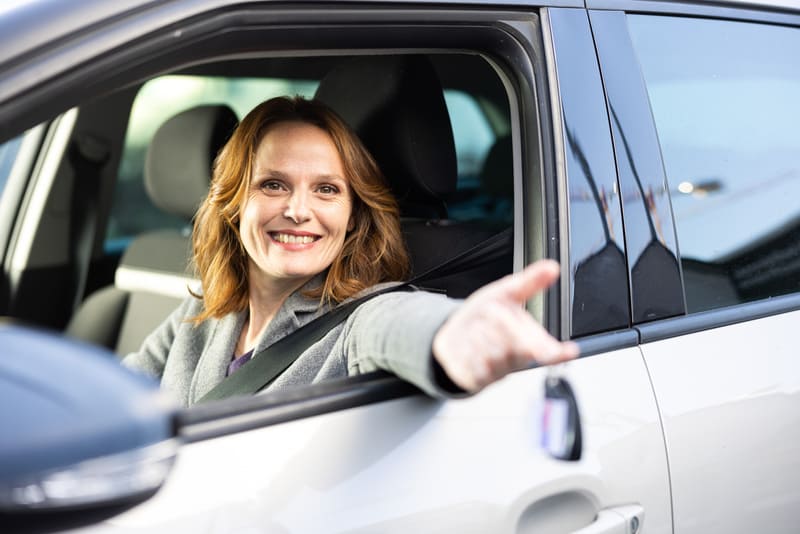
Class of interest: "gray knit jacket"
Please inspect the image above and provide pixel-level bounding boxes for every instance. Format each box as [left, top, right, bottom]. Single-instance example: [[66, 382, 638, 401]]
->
[[122, 282, 463, 406]]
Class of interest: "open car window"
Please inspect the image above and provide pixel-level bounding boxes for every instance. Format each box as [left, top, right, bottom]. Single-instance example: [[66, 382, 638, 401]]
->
[[7, 51, 518, 407], [107, 71, 512, 254], [0, 4, 544, 428]]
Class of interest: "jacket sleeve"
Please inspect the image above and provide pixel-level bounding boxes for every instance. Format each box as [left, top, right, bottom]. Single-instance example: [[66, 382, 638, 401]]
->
[[343, 290, 469, 398], [120, 296, 197, 380]]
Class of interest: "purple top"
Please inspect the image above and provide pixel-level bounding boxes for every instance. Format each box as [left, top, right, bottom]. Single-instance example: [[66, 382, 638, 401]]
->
[[227, 349, 254, 376]]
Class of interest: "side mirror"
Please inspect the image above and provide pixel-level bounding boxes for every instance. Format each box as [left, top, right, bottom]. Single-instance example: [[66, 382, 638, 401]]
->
[[0, 325, 178, 533], [540, 373, 582, 461]]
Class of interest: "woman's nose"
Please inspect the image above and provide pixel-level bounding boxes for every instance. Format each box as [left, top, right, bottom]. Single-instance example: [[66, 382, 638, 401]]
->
[[283, 190, 312, 224]]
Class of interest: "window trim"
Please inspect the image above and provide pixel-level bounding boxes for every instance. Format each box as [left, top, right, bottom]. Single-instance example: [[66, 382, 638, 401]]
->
[[179, 371, 420, 443], [590, 9, 686, 325], [637, 292, 800, 343], [545, 7, 632, 338]]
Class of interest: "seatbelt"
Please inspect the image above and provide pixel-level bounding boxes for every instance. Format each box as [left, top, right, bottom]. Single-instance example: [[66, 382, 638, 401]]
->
[[198, 227, 512, 403]]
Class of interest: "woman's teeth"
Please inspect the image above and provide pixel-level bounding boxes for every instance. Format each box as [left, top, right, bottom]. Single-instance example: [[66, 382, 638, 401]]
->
[[272, 233, 316, 244]]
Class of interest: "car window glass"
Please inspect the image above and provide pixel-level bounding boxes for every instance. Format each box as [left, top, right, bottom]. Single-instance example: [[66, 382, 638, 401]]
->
[[444, 89, 494, 187], [443, 89, 511, 226], [106, 75, 319, 254], [629, 15, 800, 312], [0, 135, 22, 196]]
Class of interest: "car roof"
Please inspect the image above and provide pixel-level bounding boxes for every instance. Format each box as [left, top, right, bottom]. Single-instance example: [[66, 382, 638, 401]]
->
[[2, 0, 797, 69], [0, 0, 161, 67]]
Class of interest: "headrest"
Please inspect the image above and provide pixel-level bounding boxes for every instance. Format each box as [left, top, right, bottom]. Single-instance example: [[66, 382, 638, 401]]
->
[[145, 104, 238, 219], [480, 134, 513, 198], [315, 55, 457, 218]]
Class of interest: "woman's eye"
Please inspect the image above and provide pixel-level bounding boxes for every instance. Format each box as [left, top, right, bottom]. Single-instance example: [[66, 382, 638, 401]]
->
[[261, 180, 284, 192], [317, 184, 339, 195]]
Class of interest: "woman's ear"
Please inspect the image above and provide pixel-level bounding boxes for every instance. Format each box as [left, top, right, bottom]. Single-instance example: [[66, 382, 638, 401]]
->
[[347, 216, 355, 232]]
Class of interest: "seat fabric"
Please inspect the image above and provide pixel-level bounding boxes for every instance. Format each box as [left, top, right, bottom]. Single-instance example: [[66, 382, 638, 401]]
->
[[66, 105, 238, 353], [315, 55, 512, 297]]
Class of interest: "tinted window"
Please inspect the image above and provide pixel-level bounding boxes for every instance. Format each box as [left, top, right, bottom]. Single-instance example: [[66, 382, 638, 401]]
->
[[629, 15, 800, 312]]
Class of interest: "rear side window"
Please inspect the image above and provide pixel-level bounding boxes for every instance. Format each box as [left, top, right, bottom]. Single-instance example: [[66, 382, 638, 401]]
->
[[629, 15, 800, 312]]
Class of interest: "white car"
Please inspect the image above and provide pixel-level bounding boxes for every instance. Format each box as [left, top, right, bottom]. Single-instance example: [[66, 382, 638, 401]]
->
[[0, 0, 798, 532]]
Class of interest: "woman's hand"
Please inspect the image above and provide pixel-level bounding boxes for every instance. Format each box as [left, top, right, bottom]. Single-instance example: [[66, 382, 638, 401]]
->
[[432, 260, 579, 393]]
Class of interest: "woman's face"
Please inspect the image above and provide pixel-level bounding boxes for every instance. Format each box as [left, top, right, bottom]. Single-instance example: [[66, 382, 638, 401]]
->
[[239, 120, 353, 291]]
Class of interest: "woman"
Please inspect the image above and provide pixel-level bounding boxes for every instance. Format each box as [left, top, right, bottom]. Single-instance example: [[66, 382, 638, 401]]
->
[[124, 96, 577, 406]]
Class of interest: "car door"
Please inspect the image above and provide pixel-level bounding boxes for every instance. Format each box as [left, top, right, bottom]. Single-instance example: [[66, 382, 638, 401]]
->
[[591, 3, 800, 532], [0, 2, 671, 533]]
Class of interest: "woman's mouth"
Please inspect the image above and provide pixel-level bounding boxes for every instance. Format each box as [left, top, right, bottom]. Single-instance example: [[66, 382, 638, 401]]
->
[[269, 232, 320, 245]]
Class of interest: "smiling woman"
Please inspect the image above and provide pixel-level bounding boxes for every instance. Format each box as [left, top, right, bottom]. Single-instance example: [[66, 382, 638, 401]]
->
[[121, 96, 576, 406]]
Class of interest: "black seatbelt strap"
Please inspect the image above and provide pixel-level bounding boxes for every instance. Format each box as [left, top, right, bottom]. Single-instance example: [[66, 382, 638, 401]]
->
[[198, 282, 413, 403], [197, 227, 512, 403]]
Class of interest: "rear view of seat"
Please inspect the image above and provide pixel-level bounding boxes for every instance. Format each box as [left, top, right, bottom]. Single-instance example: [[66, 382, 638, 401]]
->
[[315, 55, 513, 297], [66, 105, 238, 354]]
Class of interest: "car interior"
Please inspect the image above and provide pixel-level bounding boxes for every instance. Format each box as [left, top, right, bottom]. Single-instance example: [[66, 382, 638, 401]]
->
[[2, 52, 516, 357]]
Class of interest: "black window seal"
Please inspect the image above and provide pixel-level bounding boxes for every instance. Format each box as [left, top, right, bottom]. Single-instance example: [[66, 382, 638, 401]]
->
[[637, 292, 800, 344], [572, 327, 639, 357], [179, 371, 422, 443]]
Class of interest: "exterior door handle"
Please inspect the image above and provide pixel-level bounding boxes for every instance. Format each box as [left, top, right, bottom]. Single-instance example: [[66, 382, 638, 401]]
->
[[572, 504, 644, 534]]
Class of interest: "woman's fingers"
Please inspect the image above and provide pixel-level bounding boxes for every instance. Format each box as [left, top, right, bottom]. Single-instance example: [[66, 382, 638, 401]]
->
[[480, 259, 561, 304], [432, 260, 579, 393]]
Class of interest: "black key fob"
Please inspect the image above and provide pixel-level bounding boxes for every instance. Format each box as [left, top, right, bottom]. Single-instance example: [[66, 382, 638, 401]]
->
[[541, 373, 582, 461]]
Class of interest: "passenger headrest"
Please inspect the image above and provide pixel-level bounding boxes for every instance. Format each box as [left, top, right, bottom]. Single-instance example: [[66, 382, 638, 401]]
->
[[480, 134, 513, 198], [145, 104, 238, 220], [315, 55, 457, 218]]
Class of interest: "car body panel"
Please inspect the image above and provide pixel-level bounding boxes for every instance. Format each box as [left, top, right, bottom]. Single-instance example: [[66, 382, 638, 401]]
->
[[86, 349, 670, 533], [640, 309, 800, 533]]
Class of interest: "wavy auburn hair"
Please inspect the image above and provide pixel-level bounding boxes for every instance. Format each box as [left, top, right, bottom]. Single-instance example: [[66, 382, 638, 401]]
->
[[191, 96, 410, 323]]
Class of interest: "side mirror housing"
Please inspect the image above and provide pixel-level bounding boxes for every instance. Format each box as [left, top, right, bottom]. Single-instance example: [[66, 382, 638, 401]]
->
[[0, 325, 178, 532]]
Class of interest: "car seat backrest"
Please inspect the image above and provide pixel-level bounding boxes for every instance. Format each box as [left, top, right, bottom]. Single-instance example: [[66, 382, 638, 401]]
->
[[315, 55, 512, 297], [66, 104, 238, 354], [315, 55, 458, 219]]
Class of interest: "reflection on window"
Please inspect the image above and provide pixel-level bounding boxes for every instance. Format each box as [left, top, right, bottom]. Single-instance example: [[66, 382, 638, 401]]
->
[[443, 90, 511, 227], [630, 15, 800, 312], [106, 76, 319, 253], [0, 135, 23, 197]]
